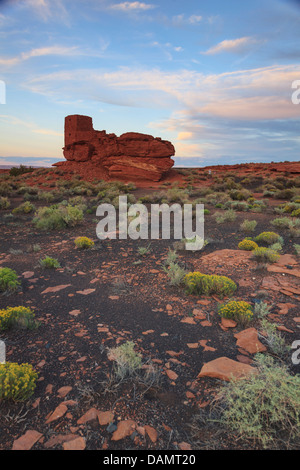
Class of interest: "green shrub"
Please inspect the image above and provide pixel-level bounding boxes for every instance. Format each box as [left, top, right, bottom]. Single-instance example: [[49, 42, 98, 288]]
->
[[0, 306, 36, 330], [0, 362, 38, 401], [238, 239, 259, 251], [214, 354, 300, 448], [251, 247, 280, 264], [291, 208, 300, 217], [271, 217, 294, 229], [239, 219, 257, 233], [9, 165, 34, 177], [163, 261, 186, 286], [37, 191, 55, 203], [254, 301, 272, 318], [0, 197, 10, 210], [184, 272, 237, 297], [108, 341, 142, 380], [74, 236, 94, 249], [259, 318, 289, 358], [218, 300, 253, 326], [229, 189, 252, 201], [0, 183, 13, 196], [33, 203, 83, 230], [137, 243, 151, 256], [39, 256, 61, 269], [0, 267, 20, 293], [12, 201, 35, 214], [213, 209, 237, 224], [255, 231, 283, 245]]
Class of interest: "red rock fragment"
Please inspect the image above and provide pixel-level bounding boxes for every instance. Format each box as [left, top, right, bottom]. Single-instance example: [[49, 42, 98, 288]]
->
[[12, 430, 43, 450]]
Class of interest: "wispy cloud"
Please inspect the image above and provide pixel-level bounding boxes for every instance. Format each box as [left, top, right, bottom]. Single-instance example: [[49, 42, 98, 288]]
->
[[0, 44, 108, 67], [202, 36, 262, 55], [0, 114, 63, 136], [172, 13, 202, 26], [19, 0, 69, 23], [24, 64, 300, 120], [108, 2, 156, 11]]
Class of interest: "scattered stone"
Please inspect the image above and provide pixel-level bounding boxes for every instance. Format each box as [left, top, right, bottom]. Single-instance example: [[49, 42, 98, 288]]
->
[[46, 404, 68, 424], [144, 425, 158, 443], [234, 328, 267, 354], [76, 289, 95, 295], [57, 386, 72, 398], [98, 411, 114, 426], [77, 407, 99, 425], [111, 420, 136, 441], [198, 357, 257, 381], [63, 436, 86, 450], [41, 284, 71, 294], [166, 369, 178, 381], [221, 318, 237, 328], [12, 430, 43, 450]]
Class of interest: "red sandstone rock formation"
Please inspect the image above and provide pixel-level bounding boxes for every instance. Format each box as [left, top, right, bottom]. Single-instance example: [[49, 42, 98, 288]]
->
[[54, 115, 175, 181]]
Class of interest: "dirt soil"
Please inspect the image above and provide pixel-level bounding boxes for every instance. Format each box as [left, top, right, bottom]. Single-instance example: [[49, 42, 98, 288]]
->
[[0, 162, 299, 451]]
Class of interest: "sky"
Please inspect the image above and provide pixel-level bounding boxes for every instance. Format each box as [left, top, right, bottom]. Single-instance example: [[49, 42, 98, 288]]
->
[[0, 0, 300, 168]]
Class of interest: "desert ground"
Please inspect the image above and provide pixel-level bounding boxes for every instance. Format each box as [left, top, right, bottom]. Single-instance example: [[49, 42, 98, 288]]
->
[[0, 161, 299, 451]]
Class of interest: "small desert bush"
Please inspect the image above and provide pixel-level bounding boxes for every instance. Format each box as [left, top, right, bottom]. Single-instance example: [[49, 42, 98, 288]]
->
[[108, 341, 142, 380], [224, 201, 249, 212], [39, 256, 61, 269], [269, 242, 283, 252], [251, 247, 280, 264], [137, 243, 151, 256], [9, 165, 34, 177], [294, 244, 300, 256], [37, 191, 55, 203], [74, 236, 94, 249], [0, 267, 20, 293], [213, 209, 237, 224], [33, 203, 83, 230], [238, 239, 259, 251], [291, 208, 300, 217], [259, 318, 289, 359], [163, 261, 186, 286], [0, 362, 38, 401], [0, 197, 10, 210], [184, 272, 237, 297], [255, 231, 283, 246], [213, 354, 300, 448], [229, 189, 252, 201], [0, 306, 37, 330], [271, 217, 294, 230], [165, 186, 189, 204], [254, 301, 272, 318], [218, 300, 253, 326], [240, 219, 257, 233], [164, 248, 178, 266], [12, 201, 35, 214], [0, 182, 13, 197]]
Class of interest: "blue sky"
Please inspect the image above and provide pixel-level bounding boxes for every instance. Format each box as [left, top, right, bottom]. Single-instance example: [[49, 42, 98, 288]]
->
[[0, 0, 300, 167]]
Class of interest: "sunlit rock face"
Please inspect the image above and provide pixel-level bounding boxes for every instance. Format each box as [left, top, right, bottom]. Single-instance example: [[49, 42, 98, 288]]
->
[[60, 114, 175, 181]]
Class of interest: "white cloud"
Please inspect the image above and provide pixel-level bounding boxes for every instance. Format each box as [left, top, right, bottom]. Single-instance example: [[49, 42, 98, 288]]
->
[[202, 36, 261, 55], [23, 64, 300, 121], [0, 114, 62, 136], [20, 0, 69, 23], [172, 14, 202, 26], [109, 2, 156, 11], [0, 44, 107, 68]]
